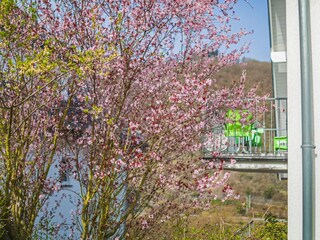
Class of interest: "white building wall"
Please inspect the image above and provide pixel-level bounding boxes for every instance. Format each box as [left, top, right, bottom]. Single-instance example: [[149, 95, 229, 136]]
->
[[269, 0, 288, 139], [36, 155, 81, 239], [287, 0, 320, 239], [286, 1, 302, 238], [269, 0, 287, 51]]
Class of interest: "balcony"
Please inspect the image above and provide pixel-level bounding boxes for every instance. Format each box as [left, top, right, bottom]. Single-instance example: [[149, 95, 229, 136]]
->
[[202, 98, 288, 173]]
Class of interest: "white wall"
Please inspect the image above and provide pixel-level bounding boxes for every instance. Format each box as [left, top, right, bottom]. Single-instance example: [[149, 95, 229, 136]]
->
[[286, 0, 303, 239], [287, 0, 320, 239], [35, 153, 81, 239]]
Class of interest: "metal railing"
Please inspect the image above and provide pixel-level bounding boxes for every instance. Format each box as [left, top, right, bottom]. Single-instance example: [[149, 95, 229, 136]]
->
[[203, 98, 287, 157]]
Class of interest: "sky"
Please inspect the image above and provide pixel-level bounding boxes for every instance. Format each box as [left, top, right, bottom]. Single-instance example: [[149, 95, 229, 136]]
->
[[233, 0, 271, 62]]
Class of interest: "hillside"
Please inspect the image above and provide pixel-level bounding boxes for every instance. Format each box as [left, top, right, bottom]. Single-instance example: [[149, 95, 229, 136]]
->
[[214, 60, 273, 96]]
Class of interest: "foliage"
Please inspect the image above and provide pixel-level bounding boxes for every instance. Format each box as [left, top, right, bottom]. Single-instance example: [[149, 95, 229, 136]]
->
[[249, 214, 287, 240], [171, 223, 242, 240], [0, 0, 265, 239], [236, 203, 246, 216], [150, 213, 287, 240], [264, 186, 276, 200], [0, 1, 76, 238], [149, 215, 243, 240]]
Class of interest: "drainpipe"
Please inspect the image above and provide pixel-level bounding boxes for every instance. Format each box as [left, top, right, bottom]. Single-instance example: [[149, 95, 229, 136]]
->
[[298, 0, 315, 239]]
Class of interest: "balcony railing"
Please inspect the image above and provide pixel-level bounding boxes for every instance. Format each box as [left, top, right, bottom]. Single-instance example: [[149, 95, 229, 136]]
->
[[203, 98, 287, 158]]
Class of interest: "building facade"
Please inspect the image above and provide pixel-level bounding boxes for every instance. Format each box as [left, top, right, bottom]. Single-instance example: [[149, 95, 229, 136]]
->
[[269, 0, 320, 239]]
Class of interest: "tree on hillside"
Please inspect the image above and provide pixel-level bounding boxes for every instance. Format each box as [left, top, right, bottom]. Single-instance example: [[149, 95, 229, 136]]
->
[[0, 0, 264, 239]]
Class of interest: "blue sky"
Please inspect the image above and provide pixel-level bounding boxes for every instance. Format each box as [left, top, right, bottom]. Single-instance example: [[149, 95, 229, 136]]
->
[[233, 0, 270, 62]]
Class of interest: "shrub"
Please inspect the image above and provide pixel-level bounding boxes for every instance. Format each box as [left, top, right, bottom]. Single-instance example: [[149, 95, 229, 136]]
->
[[264, 187, 276, 200], [249, 214, 287, 240]]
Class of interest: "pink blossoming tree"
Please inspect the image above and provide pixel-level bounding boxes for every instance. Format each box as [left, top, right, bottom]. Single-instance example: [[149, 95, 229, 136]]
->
[[0, 0, 263, 239]]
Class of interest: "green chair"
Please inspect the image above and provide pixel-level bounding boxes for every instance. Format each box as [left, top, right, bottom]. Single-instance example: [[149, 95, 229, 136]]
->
[[274, 136, 288, 151], [251, 128, 263, 147], [225, 110, 253, 137], [224, 110, 254, 153]]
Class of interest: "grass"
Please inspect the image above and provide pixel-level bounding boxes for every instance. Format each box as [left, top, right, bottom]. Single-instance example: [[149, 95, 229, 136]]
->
[[143, 170, 287, 239]]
